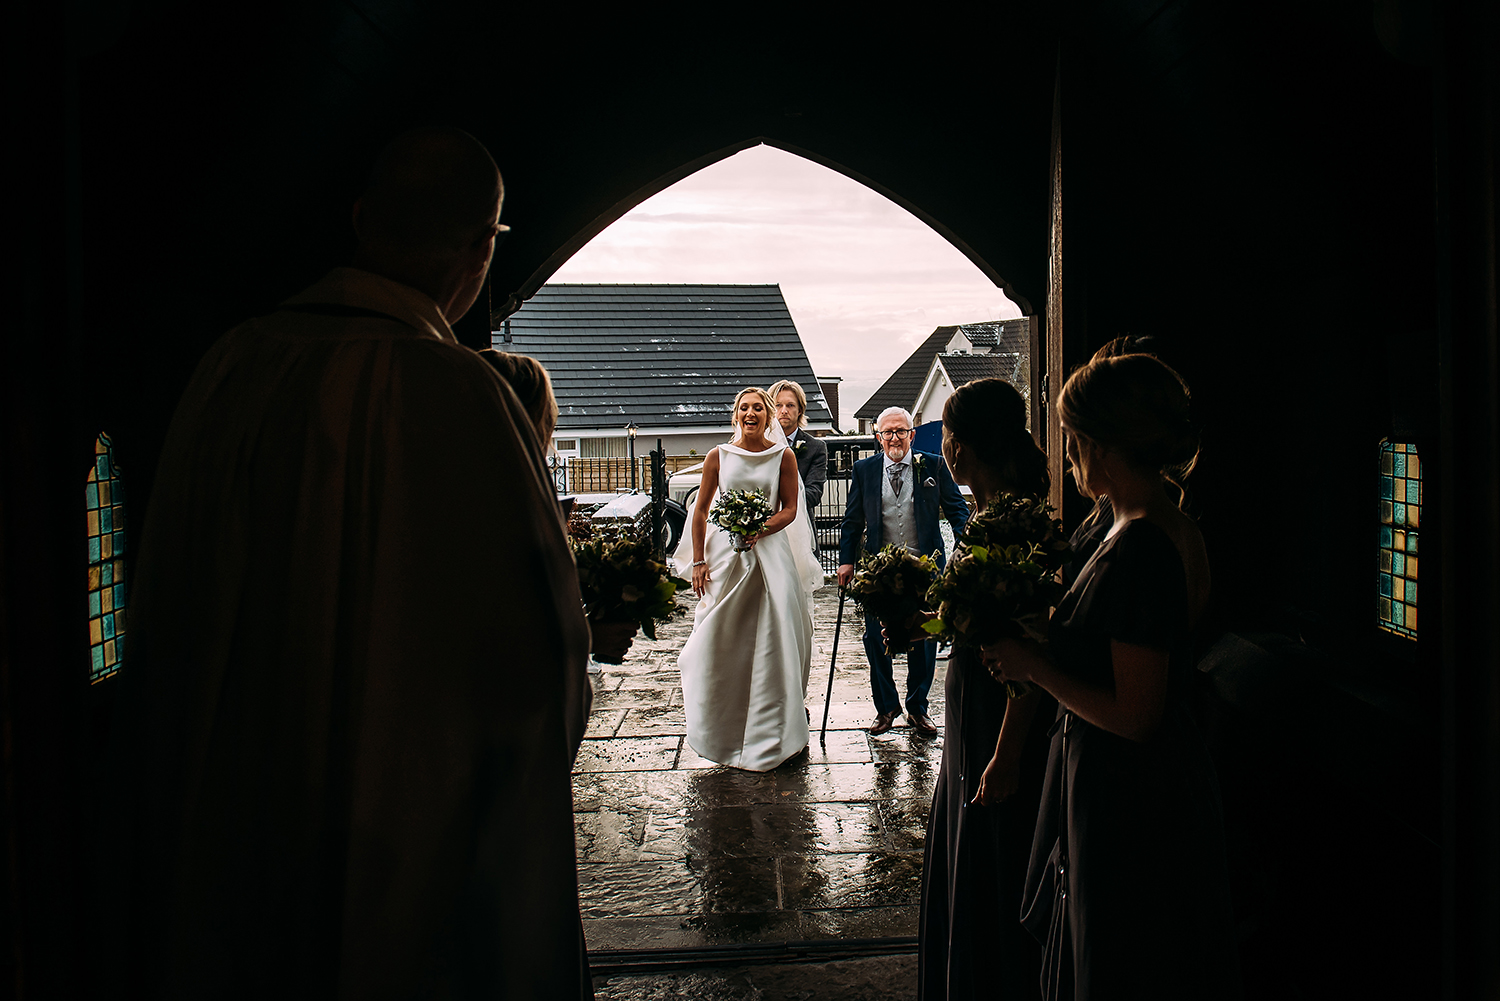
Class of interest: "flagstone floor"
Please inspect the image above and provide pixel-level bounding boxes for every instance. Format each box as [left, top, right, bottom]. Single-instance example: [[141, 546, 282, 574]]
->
[[575, 585, 949, 953]]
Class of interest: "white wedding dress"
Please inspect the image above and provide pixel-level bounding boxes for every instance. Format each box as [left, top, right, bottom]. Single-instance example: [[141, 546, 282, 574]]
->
[[675, 438, 822, 771]]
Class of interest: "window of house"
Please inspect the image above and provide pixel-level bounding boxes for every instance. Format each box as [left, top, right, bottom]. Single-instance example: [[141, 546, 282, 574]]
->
[[86, 433, 127, 682], [1377, 440, 1420, 639]]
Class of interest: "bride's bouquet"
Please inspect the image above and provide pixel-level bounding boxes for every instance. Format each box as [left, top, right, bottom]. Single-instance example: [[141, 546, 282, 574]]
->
[[922, 494, 1071, 698], [709, 488, 773, 552], [847, 544, 942, 656], [572, 527, 690, 650]]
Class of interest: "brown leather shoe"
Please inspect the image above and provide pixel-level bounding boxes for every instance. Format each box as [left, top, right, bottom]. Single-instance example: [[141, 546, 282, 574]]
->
[[867, 711, 897, 735], [907, 711, 938, 737]]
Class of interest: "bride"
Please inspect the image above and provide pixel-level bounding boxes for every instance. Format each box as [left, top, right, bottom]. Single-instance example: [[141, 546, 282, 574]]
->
[[676, 387, 823, 771]]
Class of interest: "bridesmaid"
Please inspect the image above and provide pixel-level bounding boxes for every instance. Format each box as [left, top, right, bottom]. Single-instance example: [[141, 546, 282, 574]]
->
[[918, 378, 1054, 1000], [987, 353, 1240, 1000], [1063, 335, 1184, 587]]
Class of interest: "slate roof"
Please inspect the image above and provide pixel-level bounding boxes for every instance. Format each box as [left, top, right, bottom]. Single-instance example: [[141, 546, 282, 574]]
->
[[855, 319, 1033, 420], [853, 326, 958, 421], [495, 284, 833, 432], [958, 319, 1031, 355], [937, 351, 1024, 387]]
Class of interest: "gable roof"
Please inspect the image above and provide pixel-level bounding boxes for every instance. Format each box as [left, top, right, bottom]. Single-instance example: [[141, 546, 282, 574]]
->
[[853, 326, 958, 421], [856, 318, 1034, 421], [495, 284, 833, 432]]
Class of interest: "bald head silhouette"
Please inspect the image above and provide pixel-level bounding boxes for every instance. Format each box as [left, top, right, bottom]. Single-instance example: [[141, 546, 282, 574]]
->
[[352, 127, 504, 324]]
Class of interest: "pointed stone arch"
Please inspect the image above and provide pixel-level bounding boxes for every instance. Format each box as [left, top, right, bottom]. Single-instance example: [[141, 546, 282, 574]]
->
[[493, 137, 1035, 322]]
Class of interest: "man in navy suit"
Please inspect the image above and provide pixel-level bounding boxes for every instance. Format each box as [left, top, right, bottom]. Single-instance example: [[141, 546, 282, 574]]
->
[[838, 406, 970, 736]]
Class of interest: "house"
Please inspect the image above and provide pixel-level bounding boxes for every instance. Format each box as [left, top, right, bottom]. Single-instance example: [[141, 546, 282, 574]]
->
[[496, 284, 835, 463], [853, 319, 1035, 433]]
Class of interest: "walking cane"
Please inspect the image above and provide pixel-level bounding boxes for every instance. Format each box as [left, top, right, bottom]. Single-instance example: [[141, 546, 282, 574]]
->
[[820, 585, 847, 744]]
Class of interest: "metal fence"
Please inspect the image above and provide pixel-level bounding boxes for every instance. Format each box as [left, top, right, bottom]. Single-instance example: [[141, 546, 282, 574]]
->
[[810, 438, 881, 571], [550, 437, 963, 573]]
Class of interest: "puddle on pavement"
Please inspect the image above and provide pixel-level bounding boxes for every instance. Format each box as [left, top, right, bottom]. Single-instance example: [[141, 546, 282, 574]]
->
[[575, 586, 945, 952]]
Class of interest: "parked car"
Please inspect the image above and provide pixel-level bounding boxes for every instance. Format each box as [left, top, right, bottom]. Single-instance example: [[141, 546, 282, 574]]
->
[[566, 490, 689, 554], [668, 461, 706, 509]]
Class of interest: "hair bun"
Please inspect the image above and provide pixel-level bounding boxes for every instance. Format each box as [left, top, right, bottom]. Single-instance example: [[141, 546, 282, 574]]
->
[[1059, 352, 1201, 484]]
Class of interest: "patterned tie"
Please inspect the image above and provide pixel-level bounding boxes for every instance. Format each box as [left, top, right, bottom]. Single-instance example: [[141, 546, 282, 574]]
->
[[889, 464, 904, 497]]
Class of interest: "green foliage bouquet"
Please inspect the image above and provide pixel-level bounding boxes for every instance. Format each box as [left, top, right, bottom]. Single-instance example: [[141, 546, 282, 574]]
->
[[847, 544, 942, 655], [922, 494, 1071, 697], [709, 488, 773, 552], [572, 528, 690, 643]]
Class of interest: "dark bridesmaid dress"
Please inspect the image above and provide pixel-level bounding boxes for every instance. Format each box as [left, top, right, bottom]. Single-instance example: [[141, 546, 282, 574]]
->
[[918, 642, 1054, 999], [1022, 518, 1240, 1000]]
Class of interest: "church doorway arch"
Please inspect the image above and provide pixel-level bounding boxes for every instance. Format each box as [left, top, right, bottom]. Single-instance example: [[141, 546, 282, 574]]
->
[[495, 137, 1037, 322], [510, 140, 1044, 965]]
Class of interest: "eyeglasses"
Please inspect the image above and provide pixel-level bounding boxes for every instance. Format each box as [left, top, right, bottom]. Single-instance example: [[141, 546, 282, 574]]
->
[[876, 428, 913, 440]]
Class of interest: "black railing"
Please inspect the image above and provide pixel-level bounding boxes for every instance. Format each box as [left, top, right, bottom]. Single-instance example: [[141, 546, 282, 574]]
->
[[545, 454, 568, 494], [551, 435, 919, 573], [810, 438, 881, 572]]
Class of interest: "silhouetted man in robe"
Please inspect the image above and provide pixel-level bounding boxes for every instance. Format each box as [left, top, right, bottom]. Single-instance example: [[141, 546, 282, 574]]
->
[[105, 128, 594, 999]]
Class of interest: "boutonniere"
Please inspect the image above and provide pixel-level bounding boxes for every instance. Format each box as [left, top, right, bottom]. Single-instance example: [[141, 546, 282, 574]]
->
[[793, 439, 806, 452], [912, 452, 936, 487]]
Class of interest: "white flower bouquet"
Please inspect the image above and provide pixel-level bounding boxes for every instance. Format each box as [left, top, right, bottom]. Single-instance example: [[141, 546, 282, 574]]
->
[[708, 488, 773, 552]]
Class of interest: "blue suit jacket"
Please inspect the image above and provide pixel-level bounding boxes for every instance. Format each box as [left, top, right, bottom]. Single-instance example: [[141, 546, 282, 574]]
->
[[838, 450, 970, 569]]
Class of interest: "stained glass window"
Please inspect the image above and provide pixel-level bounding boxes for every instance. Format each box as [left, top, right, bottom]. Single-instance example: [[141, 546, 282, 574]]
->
[[86, 433, 127, 682], [1377, 440, 1420, 639]]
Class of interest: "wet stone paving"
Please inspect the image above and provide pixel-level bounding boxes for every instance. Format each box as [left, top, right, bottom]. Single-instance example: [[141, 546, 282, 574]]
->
[[575, 585, 948, 953]]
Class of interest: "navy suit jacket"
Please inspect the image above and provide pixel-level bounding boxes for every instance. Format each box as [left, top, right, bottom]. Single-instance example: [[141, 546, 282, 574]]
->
[[838, 450, 970, 569]]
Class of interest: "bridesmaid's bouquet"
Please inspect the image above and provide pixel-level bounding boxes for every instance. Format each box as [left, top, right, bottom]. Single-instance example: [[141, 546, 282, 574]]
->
[[572, 528, 690, 647], [922, 494, 1071, 698], [847, 544, 942, 655], [709, 488, 773, 552]]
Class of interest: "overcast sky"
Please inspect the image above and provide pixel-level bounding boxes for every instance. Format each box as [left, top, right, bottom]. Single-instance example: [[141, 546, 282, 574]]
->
[[548, 144, 1020, 428]]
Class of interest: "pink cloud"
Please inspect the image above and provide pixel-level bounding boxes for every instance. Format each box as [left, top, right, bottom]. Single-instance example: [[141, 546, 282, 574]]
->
[[549, 144, 1020, 426]]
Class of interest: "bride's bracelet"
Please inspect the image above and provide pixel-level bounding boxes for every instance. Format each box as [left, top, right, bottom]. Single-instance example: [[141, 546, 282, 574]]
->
[[691, 560, 708, 568]]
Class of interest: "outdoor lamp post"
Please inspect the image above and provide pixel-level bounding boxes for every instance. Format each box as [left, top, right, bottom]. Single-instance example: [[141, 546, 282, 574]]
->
[[625, 422, 639, 491]]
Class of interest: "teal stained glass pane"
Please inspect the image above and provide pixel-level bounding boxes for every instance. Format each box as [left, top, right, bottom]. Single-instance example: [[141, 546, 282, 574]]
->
[[101, 562, 113, 586], [1408, 534, 1418, 554], [1380, 476, 1394, 499], [86, 483, 99, 509], [102, 613, 115, 640], [1407, 581, 1418, 603], [1379, 573, 1393, 597], [96, 456, 108, 479], [1407, 480, 1419, 504], [114, 480, 124, 503], [1394, 502, 1406, 524], [1393, 552, 1406, 575], [113, 530, 125, 555], [88, 537, 101, 562], [88, 591, 101, 616], [114, 583, 126, 607], [1394, 452, 1407, 477], [91, 646, 104, 674], [100, 506, 112, 532], [1392, 602, 1405, 625]]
